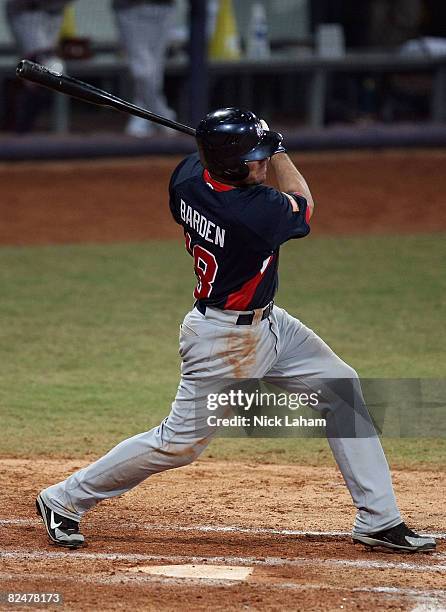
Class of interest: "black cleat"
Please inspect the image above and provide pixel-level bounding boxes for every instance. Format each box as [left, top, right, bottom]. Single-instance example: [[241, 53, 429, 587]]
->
[[353, 521, 436, 553], [36, 494, 84, 548]]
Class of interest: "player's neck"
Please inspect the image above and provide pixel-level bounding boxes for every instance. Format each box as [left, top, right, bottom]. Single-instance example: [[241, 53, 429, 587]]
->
[[205, 169, 262, 190]]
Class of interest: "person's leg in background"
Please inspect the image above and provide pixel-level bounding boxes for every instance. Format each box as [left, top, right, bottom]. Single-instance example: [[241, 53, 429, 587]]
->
[[114, 1, 176, 137], [6, 1, 66, 56], [5, 0, 69, 132]]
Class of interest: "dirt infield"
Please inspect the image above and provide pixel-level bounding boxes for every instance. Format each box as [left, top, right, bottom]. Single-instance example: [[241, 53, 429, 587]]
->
[[1, 149, 446, 245], [0, 458, 444, 611]]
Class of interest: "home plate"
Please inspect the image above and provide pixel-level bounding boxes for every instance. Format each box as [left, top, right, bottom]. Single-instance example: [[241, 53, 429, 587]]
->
[[128, 564, 253, 581]]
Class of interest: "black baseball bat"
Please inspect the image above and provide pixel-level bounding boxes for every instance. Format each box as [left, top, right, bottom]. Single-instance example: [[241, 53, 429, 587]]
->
[[16, 59, 196, 137]]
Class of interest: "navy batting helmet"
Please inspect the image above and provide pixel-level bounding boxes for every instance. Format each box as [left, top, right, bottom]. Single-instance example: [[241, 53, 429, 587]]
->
[[195, 108, 283, 181]]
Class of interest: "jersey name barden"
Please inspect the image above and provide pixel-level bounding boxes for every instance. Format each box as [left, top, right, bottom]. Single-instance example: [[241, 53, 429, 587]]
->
[[180, 199, 226, 248]]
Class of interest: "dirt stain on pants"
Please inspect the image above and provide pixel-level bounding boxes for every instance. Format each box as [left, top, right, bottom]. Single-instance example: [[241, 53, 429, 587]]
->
[[223, 330, 259, 378]]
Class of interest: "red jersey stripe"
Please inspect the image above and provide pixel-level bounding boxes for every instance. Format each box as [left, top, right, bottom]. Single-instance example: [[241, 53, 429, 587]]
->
[[305, 205, 311, 224], [203, 169, 235, 192], [224, 255, 275, 310], [289, 192, 311, 224]]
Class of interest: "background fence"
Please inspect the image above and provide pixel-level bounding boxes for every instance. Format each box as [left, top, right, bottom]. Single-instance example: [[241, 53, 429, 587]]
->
[[0, 0, 445, 158]]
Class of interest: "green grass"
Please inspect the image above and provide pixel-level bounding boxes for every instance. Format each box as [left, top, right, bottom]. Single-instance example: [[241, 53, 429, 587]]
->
[[0, 234, 444, 467]]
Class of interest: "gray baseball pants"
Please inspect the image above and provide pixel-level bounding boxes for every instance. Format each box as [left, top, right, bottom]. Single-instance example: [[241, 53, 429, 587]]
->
[[42, 305, 401, 535]]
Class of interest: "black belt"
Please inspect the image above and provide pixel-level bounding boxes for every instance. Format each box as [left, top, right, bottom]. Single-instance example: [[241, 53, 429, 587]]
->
[[195, 301, 273, 325]]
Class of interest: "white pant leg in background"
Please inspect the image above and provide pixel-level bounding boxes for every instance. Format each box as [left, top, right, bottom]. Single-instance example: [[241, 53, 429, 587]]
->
[[115, 3, 176, 128], [6, 3, 66, 55]]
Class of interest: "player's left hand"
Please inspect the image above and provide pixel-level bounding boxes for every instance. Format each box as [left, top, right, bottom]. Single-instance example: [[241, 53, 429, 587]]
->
[[260, 119, 287, 155], [274, 139, 287, 155]]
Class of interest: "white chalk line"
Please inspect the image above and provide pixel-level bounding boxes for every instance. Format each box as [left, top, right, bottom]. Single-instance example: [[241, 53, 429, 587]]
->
[[1, 518, 445, 540], [0, 549, 445, 573], [411, 603, 446, 612]]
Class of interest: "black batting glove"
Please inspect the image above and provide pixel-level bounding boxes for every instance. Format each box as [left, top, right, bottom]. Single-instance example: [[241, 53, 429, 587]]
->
[[260, 120, 286, 155]]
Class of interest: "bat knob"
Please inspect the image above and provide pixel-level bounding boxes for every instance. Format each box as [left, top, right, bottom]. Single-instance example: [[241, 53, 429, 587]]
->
[[16, 60, 27, 76], [16, 59, 41, 79]]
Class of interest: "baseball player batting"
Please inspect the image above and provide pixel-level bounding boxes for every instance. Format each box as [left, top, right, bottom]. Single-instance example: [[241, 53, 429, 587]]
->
[[36, 108, 435, 553]]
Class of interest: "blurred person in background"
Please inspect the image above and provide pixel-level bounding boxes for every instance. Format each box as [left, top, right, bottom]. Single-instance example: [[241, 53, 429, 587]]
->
[[6, 0, 72, 59], [5, 0, 72, 133], [6, 0, 73, 132], [112, 0, 176, 138]]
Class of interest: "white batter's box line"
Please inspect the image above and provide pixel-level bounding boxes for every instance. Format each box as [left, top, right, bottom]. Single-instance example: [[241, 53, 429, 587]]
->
[[1, 519, 445, 540], [138, 523, 446, 541], [0, 550, 445, 573]]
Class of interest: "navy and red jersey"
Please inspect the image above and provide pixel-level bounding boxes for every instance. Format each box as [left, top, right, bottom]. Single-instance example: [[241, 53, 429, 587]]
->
[[169, 153, 310, 311]]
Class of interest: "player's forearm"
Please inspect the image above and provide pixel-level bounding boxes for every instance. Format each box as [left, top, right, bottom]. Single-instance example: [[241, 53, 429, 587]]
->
[[270, 153, 314, 217]]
